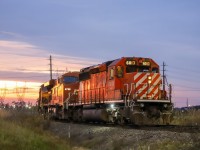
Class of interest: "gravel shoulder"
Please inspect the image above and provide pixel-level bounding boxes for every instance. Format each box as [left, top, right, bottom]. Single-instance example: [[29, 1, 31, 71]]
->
[[48, 121, 200, 150]]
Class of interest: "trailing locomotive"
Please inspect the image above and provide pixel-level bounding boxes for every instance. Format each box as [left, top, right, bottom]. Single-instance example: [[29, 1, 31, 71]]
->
[[38, 57, 173, 125]]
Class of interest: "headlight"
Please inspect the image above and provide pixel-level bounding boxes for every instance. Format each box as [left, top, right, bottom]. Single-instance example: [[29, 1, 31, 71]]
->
[[140, 103, 144, 107], [65, 88, 71, 91], [164, 104, 168, 108], [110, 104, 114, 109]]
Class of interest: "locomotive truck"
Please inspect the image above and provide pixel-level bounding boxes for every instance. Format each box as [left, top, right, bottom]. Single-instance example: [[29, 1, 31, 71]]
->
[[38, 57, 173, 125]]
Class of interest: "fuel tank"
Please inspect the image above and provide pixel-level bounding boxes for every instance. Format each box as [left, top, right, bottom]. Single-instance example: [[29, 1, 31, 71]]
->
[[83, 109, 108, 122]]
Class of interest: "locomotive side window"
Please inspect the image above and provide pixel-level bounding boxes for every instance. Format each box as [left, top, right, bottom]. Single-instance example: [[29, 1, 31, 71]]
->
[[79, 72, 90, 81], [63, 76, 78, 83], [126, 66, 137, 73], [110, 68, 114, 79], [116, 66, 123, 78]]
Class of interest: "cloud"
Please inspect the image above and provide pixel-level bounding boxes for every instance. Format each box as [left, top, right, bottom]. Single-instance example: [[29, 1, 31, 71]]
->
[[0, 40, 49, 73], [0, 39, 100, 77], [0, 31, 23, 38], [0, 40, 45, 55]]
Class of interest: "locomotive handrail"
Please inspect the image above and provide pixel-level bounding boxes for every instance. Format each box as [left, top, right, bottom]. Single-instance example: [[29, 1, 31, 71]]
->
[[64, 92, 71, 109], [124, 84, 129, 107], [79, 87, 106, 104], [79, 87, 125, 104], [128, 83, 133, 100]]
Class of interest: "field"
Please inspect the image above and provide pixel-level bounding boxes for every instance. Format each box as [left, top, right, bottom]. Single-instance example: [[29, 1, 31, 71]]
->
[[0, 109, 72, 150], [0, 108, 200, 150]]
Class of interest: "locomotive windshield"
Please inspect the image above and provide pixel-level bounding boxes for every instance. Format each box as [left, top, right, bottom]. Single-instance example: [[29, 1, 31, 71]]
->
[[126, 66, 137, 73], [138, 66, 150, 72], [63, 76, 78, 83], [126, 66, 159, 73], [126, 66, 150, 73], [41, 86, 48, 92]]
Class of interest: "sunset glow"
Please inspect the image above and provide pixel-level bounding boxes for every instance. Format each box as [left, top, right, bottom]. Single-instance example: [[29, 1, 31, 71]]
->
[[0, 80, 42, 104]]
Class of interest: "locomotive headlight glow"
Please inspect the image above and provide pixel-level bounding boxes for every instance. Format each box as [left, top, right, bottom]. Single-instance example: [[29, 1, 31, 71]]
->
[[140, 103, 144, 107], [65, 88, 71, 91], [110, 104, 114, 109], [164, 104, 168, 108], [148, 76, 152, 84]]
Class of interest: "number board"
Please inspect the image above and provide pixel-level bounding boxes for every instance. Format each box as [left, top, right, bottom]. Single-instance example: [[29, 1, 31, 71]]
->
[[126, 60, 136, 65], [142, 61, 150, 66]]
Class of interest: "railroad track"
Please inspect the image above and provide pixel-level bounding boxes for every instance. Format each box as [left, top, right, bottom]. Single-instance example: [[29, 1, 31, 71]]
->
[[127, 125, 200, 133], [55, 119, 200, 133]]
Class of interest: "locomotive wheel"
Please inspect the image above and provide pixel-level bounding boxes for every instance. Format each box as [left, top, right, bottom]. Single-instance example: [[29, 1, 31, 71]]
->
[[132, 113, 144, 125], [118, 117, 128, 125]]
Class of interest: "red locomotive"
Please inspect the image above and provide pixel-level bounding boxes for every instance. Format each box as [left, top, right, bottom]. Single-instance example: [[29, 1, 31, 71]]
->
[[38, 57, 173, 125]]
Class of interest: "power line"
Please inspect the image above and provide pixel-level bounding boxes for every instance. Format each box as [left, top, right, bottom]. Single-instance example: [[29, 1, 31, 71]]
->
[[173, 96, 200, 99], [173, 84, 200, 90], [0, 75, 48, 79], [168, 74, 200, 84], [15, 83, 27, 102], [174, 90, 200, 91], [0, 51, 49, 59], [169, 65, 200, 74]]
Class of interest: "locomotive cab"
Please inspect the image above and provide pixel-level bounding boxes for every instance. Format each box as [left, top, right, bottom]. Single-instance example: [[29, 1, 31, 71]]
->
[[107, 57, 173, 125], [107, 57, 169, 101], [43, 72, 79, 120], [51, 72, 79, 106], [38, 79, 55, 113]]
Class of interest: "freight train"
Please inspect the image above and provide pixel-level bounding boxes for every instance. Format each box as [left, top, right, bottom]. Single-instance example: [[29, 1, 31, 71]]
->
[[38, 57, 173, 125]]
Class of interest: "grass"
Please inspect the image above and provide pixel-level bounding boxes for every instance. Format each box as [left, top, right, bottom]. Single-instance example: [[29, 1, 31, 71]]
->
[[1, 108, 200, 150], [0, 109, 70, 150], [172, 108, 200, 126], [138, 140, 199, 150]]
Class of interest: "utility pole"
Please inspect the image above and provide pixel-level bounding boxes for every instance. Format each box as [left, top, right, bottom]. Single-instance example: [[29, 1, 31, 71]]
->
[[187, 98, 189, 108], [0, 86, 6, 103], [50, 55, 53, 80], [169, 84, 172, 102], [16, 82, 27, 102], [162, 62, 166, 92]]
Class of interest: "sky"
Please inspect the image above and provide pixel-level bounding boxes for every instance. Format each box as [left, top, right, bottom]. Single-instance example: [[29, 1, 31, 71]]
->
[[0, 0, 200, 107]]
